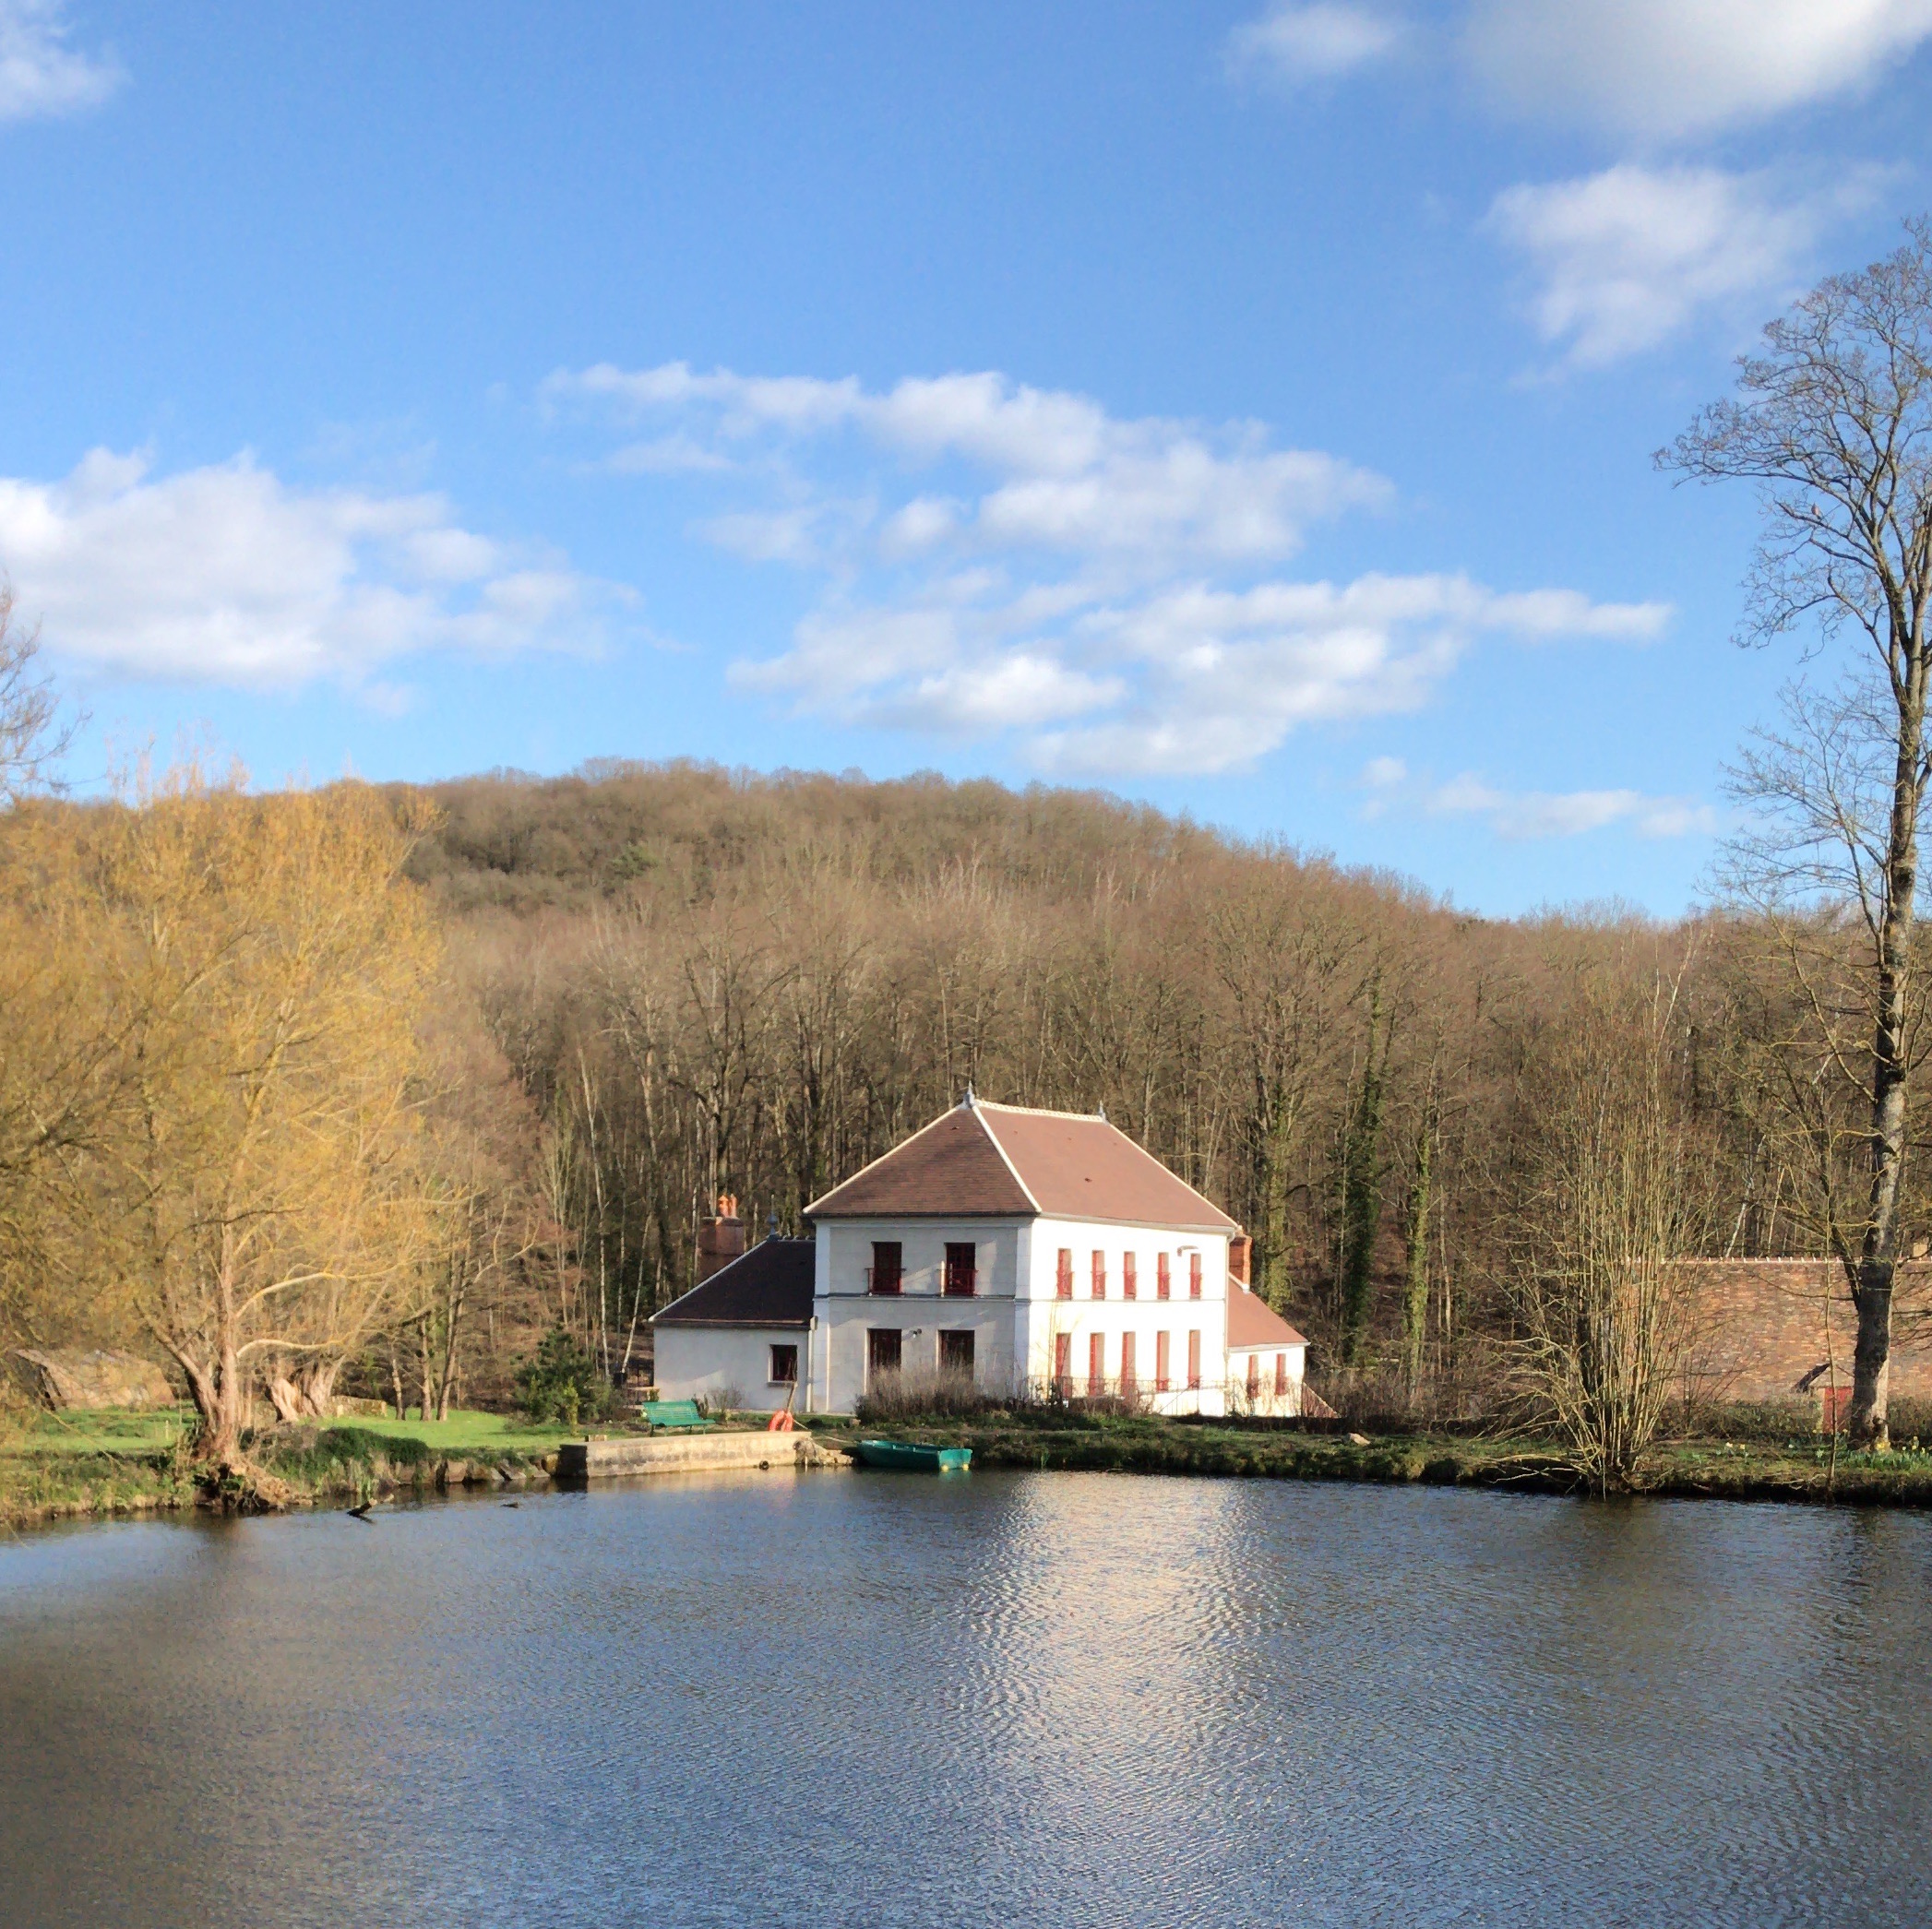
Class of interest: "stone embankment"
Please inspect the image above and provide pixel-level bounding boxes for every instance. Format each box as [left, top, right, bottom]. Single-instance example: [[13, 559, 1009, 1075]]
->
[[555, 1429, 848, 1479]]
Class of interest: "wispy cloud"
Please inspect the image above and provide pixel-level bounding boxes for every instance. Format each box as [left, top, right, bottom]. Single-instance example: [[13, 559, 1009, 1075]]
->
[[0, 0, 121, 123], [1464, 0, 1932, 143], [0, 448, 626, 692], [1226, 4, 1402, 85], [551, 360, 1670, 776], [1485, 162, 1886, 368], [1361, 756, 1715, 839]]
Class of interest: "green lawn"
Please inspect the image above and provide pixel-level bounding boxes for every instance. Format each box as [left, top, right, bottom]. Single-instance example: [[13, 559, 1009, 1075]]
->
[[14, 1405, 195, 1457], [314, 1410, 583, 1454]]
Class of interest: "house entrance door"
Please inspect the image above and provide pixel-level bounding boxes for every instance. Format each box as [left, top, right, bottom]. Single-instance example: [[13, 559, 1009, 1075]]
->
[[867, 1328, 902, 1386]]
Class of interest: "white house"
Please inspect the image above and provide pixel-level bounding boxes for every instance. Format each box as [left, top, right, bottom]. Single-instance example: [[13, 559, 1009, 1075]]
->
[[652, 1094, 1311, 1418]]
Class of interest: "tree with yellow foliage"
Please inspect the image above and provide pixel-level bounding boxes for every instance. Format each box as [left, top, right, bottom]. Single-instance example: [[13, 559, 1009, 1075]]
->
[[64, 768, 446, 1483]]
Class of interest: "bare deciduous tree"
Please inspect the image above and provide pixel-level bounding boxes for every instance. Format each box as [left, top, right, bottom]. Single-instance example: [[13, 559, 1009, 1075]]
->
[[1664, 220, 1932, 1445], [1509, 973, 1712, 1493]]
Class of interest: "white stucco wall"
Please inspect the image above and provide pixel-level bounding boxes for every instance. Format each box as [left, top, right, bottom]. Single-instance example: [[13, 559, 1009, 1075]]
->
[[811, 1219, 1029, 1414], [1019, 1221, 1232, 1417], [653, 1326, 811, 1413], [808, 1217, 1232, 1414], [1226, 1341, 1306, 1417]]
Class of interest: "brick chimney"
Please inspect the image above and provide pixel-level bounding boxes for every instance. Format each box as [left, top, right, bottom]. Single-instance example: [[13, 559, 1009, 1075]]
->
[[697, 1194, 745, 1283], [1228, 1233, 1252, 1289]]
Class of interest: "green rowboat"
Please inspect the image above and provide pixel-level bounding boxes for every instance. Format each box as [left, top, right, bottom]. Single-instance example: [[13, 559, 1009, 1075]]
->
[[853, 1438, 972, 1472]]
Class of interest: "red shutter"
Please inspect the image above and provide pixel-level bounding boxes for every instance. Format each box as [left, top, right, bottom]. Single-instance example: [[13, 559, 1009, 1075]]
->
[[1155, 1331, 1171, 1393], [1157, 1253, 1171, 1300], [1246, 1354, 1259, 1399], [1091, 1251, 1105, 1299], [1088, 1332, 1105, 1398], [1054, 1332, 1071, 1396], [1056, 1248, 1073, 1299], [1120, 1331, 1137, 1394], [1275, 1353, 1287, 1395], [1187, 1330, 1201, 1390], [1188, 1252, 1202, 1299], [1122, 1254, 1138, 1300]]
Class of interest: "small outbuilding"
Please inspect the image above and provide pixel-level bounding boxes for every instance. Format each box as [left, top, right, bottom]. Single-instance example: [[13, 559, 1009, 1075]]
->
[[1225, 1281, 1308, 1416], [651, 1237, 816, 1414]]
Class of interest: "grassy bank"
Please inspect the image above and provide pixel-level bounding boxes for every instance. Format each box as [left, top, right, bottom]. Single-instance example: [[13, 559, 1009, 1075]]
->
[[0, 1406, 585, 1530], [12, 1402, 1932, 1530], [809, 1408, 1932, 1507]]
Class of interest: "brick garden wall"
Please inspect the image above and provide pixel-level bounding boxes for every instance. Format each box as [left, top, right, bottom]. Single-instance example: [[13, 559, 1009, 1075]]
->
[[1673, 1259, 1932, 1404]]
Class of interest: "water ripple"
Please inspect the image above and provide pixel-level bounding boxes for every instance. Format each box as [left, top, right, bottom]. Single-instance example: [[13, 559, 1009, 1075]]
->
[[3, 1475, 1931, 1927]]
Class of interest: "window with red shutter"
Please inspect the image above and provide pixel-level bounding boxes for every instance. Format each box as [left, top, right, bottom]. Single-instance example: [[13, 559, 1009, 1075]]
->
[[870, 1242, 902, 1295], [1246, 1354, 1259, 1399], [1155, 1331, 1171, 1393], [1187, 1329, 1201, 1390], [1088, 1332, 1105, 1398], [1275, 1352, 1287, 1396], [1188, 1252, 1203, 1299], [1122, 1253, 1138, 1300], [943, 1242, 976, 1296], [1120, 1331, 1137, 1394], [1091, 1251, 1105, 1299], [1054, 1332, 1072, 1397], [1056, 1248, 1073, 1299], [1157, 1253, 1171, 1300]]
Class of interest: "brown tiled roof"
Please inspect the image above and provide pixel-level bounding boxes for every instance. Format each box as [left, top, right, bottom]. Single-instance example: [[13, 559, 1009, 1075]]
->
[[805, 1098, 1239, 1233], [804, 1104, 1036, 1220], [652, 1239, 815, 1328], [980, 1102, 1239, 1232], [1226, 1283, 1306, 1350]]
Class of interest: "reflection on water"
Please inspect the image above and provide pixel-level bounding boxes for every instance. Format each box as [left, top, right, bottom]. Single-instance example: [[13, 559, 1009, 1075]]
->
[[4, 1473, 1931, 1928]]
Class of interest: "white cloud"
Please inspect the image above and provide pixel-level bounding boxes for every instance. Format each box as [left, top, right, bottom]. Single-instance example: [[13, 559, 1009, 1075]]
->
[[1227, 4, 1401, 84], [1362, 758, 1716, 839], [0, 447, 620, 689], [556, 360, 1670, 777], [0, 0, 121, 122], [1485, 163, 1882, 367], [1465, 0, 1932, 142], [546, 363, 1389, 565]]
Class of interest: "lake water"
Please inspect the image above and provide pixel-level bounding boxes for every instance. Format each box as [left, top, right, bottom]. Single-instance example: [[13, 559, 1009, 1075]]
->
[[4, 1471, 1931, 1928]]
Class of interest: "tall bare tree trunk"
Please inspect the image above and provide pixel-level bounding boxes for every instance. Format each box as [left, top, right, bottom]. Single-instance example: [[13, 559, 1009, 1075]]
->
[[1851, 672, 1926, 1445]]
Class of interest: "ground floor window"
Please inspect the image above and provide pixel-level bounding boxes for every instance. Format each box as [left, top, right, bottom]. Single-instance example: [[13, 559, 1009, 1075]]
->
[[1187, 1330, 1201, 1391], [1155, 1331, 1170, 1393], [1274, 1352, 1287, 1396], [939, 1329, 975, 1377], [1054, 1332, 1071, 1397], [769, 1343, 799, 1385], [1246, 1354, 1259, 1399], [867, 1328, 902, 1383], [1120, 1330, 1137, 1394], [1088, 1331, 1105, 1397]]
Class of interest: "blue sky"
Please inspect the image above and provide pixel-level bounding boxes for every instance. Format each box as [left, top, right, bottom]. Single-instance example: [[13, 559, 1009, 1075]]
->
[[4, 2, 1930, 914]]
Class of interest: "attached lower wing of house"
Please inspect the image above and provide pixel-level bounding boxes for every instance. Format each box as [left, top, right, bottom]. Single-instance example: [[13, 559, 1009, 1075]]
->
[[652, 1094, 1308, 1417]]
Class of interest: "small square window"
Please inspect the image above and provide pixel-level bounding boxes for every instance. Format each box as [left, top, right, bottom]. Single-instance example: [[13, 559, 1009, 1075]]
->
[[769, 1344, 799, 1385]]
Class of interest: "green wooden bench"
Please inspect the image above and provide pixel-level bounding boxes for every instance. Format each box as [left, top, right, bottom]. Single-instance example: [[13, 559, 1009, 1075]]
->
[[637, 1399, 710, 1433]]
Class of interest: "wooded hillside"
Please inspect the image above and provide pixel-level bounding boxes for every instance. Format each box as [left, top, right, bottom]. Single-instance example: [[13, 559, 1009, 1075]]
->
[[398, 759, 1854, 1411]]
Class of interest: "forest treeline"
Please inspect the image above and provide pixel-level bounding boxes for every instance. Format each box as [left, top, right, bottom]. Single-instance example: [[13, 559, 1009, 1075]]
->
[[403, 759, 1845, 1405], [0, 749, 1902, 1469]]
